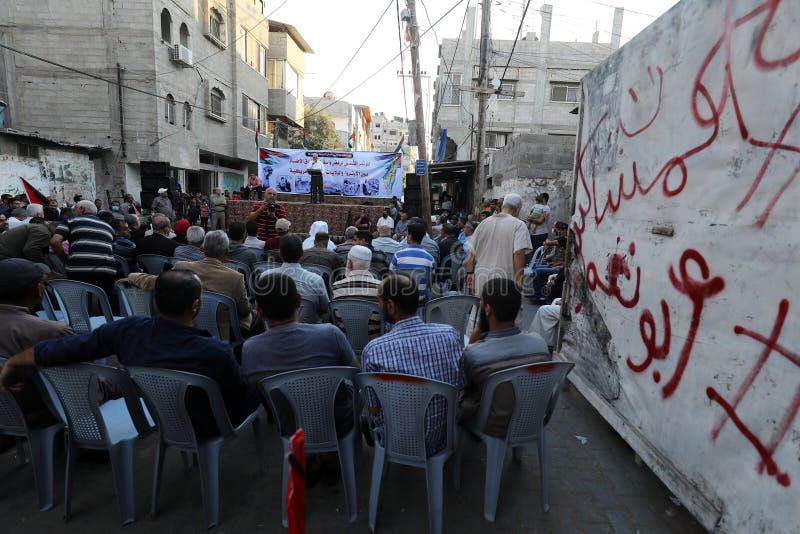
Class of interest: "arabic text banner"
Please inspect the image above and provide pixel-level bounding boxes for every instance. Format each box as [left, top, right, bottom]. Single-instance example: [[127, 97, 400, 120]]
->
[[258, 148, 403, 199]]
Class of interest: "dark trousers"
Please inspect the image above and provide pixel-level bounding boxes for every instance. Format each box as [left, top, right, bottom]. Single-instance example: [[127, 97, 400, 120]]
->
[[310, 173, 324, 204]]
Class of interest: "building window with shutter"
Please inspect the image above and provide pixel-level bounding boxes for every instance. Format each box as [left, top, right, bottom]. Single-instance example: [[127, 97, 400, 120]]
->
[[210, 88, 225, 118], [183, 102, 192, 130], [242, 94, 260, 130], [166, 94, 176, 124], [209, 7, 225, 44], [161, 9, 172, 43], [443, 73, 462, 105], [179, 23, 190, 48], [485, 131, 509, 149], [550, 82, 580, 103], [259, 45, 267, 77]]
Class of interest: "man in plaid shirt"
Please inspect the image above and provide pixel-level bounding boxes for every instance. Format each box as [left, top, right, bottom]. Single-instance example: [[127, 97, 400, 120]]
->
[[361, 273, 464, 453]]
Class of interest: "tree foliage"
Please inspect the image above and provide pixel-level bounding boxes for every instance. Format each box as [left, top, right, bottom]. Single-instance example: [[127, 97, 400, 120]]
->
[[288, 105, 342, 150]]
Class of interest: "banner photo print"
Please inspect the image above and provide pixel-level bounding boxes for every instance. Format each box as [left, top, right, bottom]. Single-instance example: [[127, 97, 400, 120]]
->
[[258, 148, 403, 199]]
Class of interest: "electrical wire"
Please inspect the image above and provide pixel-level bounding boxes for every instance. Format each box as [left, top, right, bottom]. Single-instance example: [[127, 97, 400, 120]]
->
[[431, 0, 473, 131], [496, 0, 532, 91], [396, 0, 410, 120], [306, 0, 395, 117]]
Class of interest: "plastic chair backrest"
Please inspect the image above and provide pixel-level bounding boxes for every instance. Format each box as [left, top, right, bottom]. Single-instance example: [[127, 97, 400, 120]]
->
[[424, 295, 480, 339], [40, 363, 151, 447], [355, 373, 457, 464], [399, 268, 432, 298], [128, 367, 235, 448], [115, 281, 153, 317], [329, 299, 383, 355], [113, 254, 130, 277], [138, 254, 172, 274], [0, 357, 27, 434], [195, 291, 243, 343], [298, 297, 320, 324], [224, 260, 253, 295], [39, 288, 60, 322], [528, 246, 546, 270], [257, 367, 358, 452], [47, 279, 114, 334], [252, 261, 281, 274], [476, 361, 573, 445]]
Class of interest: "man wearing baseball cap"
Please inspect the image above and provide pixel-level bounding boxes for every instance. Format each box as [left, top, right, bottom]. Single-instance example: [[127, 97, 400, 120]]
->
[[151, 187, 175, 219], [264, 217, 291, 251]]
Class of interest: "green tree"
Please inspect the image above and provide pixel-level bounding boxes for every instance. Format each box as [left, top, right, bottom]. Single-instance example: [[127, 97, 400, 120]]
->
[[288, 105, 342, 150]]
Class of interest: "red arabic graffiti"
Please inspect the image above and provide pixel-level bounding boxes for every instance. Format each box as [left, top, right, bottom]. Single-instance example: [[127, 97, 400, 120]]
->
[[706, 299, 799, 487], [625, 249, 725, 398]]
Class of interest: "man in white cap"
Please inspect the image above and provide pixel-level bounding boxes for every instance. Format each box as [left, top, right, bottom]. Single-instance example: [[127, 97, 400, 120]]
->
[[332, 245, 379, 300], [265, 217, 291, 251], [151, 187, 175, 219]]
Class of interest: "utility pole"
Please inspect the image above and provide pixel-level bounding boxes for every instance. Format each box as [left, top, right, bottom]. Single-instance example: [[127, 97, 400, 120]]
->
[[406, 0, 432, 231], [473, 0, 492, 207]]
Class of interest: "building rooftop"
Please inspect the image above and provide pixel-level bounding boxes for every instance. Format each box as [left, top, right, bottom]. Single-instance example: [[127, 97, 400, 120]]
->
[[269, 20, 314, 54]]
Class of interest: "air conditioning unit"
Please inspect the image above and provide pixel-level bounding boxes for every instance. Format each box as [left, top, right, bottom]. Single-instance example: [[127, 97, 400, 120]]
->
[[171, 44, 193, 67]]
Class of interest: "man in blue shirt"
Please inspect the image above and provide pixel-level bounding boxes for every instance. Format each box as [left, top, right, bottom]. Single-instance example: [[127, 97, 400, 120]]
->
[[390, 222, 435, 301], [0, 269, 259, 437]]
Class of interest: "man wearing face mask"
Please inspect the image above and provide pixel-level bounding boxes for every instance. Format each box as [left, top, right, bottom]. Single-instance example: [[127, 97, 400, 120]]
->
[[109, 199, 125, 221], [459, 277, 550, 438]]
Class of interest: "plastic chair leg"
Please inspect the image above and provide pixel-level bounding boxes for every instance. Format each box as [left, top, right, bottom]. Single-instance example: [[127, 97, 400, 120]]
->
[[63, 440, 78, 521], [197, 441, 223, 529], [425, 456, 447, 534], [338, 436, 358, 522], [28, 425, 60, 511], [367, 444, 386, 532], [252, 416, 267, 472], [452, 428, 462, 490], [280, 439, 290, 528], [109, 440, 136, 525], [483, 436, 507, 522], [15, 436, 26, 464], [537, 433, 549, 513], [151, 441, 167, 517]]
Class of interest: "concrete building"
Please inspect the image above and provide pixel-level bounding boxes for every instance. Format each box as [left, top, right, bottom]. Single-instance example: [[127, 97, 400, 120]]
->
[[0, 0, 281, 202], [431, 4, 623, 198], [371, 111, 420, 173], [267, 20, 312, 148], [304, 93, 372, 151]]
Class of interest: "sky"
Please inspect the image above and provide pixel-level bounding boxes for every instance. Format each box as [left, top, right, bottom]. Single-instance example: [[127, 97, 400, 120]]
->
[[271, 0, 681, 122]]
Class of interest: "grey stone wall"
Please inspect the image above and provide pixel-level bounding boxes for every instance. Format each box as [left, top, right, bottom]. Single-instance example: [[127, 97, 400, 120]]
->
[[486, 133, 575, 226]]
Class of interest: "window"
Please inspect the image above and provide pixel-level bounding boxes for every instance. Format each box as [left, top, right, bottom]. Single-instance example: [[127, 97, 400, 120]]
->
[[443, 73, 462, 105], [183, 102, 192, 130], [550, 83, 580, 103], [259, 103, 268, 132], [285, 64, 299, 96], [259, 45, 267, 77], [485, 131, 509, 149], [498, 83, 514, 100], [160, 9, 172, 43], [239, 26, 247, 61], [209, 7, 225, 43], [259, 0, 267, 16], [165, 94, 176, 124], [179, 23, 190, 48], [389, 130, 397, 136], [242, 94, 259, 130], [267, 59, 284, 88], [375, 123, 381, 128], [210, 87, 224, 118], [17, 143, 39, 158]]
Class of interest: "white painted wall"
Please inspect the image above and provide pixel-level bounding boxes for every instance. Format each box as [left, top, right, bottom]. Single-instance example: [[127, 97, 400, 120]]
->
[[561, 1, 800, 532]]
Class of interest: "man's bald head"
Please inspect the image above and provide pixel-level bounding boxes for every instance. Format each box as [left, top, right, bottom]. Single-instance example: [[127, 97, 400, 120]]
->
[[264, 188, 278, 201]]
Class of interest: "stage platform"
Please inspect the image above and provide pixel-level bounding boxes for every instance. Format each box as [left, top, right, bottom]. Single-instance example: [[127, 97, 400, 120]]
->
[[228, 200, 388, 236]]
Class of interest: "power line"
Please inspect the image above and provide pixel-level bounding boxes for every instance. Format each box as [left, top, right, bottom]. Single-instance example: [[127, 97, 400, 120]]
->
[[396, 0, 410, 120], [431, 0, 472, 132], [306, 0, 395, 117], [296, 0, 467, 125], [496, 0, 532, 89]]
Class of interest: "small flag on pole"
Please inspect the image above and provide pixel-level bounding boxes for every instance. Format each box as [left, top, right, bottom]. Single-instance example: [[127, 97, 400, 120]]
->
[[347, 133, 355, 151], [393, 133, 406, 155], [19, 178, 49, 205], [302, 129, 308, 149]]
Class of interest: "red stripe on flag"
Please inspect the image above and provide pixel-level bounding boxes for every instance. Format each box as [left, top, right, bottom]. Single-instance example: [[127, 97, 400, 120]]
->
[[19, 178, 49, 205]]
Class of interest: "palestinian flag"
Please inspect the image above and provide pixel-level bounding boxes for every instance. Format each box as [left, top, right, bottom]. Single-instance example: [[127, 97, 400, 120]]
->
[[393, 133, 406, 155], [347, 133, 355, 151], [20, 178, 49, 205]]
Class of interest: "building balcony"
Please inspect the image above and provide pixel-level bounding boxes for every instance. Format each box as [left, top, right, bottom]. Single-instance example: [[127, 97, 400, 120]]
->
[[268, 88, 297, 123]]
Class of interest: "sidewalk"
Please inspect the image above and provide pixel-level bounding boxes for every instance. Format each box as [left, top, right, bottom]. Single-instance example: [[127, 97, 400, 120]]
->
[[0, 383, 703, 533]]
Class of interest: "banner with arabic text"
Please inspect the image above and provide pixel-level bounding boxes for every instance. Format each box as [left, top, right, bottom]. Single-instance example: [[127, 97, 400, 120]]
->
[[258, 148, 402, 198]]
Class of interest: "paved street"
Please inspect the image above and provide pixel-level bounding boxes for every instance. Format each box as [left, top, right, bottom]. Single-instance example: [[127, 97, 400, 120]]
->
[[1, 379, 703, 533]]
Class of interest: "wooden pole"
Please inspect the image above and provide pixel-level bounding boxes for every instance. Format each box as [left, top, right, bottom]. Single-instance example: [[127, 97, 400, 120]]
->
[[407, 0, 432, 231], [473, 0, 492, 205]]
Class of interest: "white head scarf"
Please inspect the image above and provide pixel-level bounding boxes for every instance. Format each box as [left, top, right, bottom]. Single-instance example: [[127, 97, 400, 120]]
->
[[302, 220, 336, 250]]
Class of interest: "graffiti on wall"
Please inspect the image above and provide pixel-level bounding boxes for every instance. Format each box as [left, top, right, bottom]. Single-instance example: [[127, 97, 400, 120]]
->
[[567, 0, 799, 529], [0, 151, 95, 204]]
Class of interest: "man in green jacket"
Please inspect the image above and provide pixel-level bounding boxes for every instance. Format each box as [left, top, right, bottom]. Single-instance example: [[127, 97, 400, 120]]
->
[[0, 220, 53, 263]]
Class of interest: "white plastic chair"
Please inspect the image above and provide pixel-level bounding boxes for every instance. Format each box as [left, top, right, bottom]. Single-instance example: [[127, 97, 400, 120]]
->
[[257, 367, 359, 527], [463, 361, 573, 521], [195, 291, 244, 345], [522, 246, 546, 295], [115, 280, 154, 317], [128, 367, 264, 529], [47, 279, 121, 334], [137, 254, 172, 275], [356, 372, 458, 534], [424, 295, 480, 345], [329, 299, 384, 356], [39, 363, 155, 525]]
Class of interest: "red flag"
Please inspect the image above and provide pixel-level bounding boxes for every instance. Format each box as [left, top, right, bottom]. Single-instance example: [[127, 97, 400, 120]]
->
[[286, 429, 306, 534], [405, 22, 411, 42], [19, 178, 49, 205]]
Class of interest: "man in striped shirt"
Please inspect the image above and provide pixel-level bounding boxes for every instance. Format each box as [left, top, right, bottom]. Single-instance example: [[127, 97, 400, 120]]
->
[[246, 187, 287, 242], [361, 273, 464, 454], [332, 245, 382, 341], [389, 221, 434, 302], [50, 199, 116, 294]]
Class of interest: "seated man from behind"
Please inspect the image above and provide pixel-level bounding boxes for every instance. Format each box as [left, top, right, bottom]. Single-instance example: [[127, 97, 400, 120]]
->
[[136, 214, 179, 257], [243, 220, 265, 250], [331, 245, 382, 340], [173, 225, 206, 261], [372, 225, 402, 255], [354, 230, 388, 273], [227, 222, 261, 268], [0, 270, 259, 436], [390, 222, 435, 302], [0, 258, 73, 427], [361, 274, 464, 453], [334, 225, 358, 256], [460, 277, 550, 437], [271, 234, 329, 322], [0, 218, 53, 263], [300, 231, 344, 274], [264, 218, 291, 252]]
